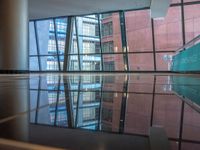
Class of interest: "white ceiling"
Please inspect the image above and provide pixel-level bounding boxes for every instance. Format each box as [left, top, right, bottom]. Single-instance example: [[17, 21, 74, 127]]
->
[[29, 0, 151, 20]]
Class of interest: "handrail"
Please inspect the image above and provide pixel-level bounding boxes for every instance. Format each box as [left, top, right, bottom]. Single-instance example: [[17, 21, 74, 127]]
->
[[175, 34, 200, 55]]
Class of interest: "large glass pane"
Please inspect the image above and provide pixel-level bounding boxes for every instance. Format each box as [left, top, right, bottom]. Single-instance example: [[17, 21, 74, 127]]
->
[[37, 20, 51, 55], [101, 13, 123, 53], [55, 18, 67, 70], [40, 56, 59, 71], [128, 53, 154, 71], [68, 55, 79, 71], [103, 54, 124, 71], [154, 7, 183, 52], [125, 10, 153, 52], [76, 16, 100, 54], [156, 52, 173, 71], [29, 22, 37, 55], [184, 4, 200, 43], [29, 57, 39, 71], [80, 55, 101, 71], [55, 18, 67, 54]]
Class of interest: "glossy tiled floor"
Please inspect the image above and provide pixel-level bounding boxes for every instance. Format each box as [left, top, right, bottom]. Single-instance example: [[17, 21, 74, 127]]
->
[[0, 73, 200, 150]]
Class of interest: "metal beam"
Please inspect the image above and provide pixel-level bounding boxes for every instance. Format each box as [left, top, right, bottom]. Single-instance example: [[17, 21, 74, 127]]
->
[[151, 19, 157, 71], [34, 21, 42, 71], [63, 17, 75, 71], [98, 14, 104, 71], [119, 75, 129, 133], [63, 76, 75, 128], [119, 11, 129, 71]]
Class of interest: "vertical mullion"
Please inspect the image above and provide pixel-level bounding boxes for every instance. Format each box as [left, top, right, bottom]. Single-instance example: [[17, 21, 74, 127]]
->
[[34, 21, 42, 71], [64, 17, 74, 71], [151, 19, 157, 71], [63, 77, 74, 128], [98, 14, 104, 71], [75, 77, 81, 127], [98, 77, 103, 130], [75, 17, 81, 71], [178, 101, 185, 150], [53, 19, 61, 71], [150, 76, 156, 126], [54, 76, 61, 126], [181, 0, 186, 45], [119, 75, 129, 133], [35, 76, 41, 124], [119, 11, 129, 71]]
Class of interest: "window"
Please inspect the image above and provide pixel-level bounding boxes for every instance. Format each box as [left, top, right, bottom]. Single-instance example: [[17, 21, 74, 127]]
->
[[102, 92, 114, 102], [154, 7, 183, 52], [82, 41, 96, 54], [83, 22, 96, 36], [102, 22, 113, 37], [125, 10, 153, 52], [102, 41, 114, 53], [184, 4, 200, 42], [102, 108, 113, 122], [104, 61, 115, 71]]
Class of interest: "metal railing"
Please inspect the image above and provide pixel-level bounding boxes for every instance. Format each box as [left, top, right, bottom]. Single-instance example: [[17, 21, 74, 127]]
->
[[175, 34, 200, 55]]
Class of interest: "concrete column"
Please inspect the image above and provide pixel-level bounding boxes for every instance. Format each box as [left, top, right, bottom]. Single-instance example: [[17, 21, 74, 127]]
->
[[0, 0, 29, 141], [0, 0, 28, 72]]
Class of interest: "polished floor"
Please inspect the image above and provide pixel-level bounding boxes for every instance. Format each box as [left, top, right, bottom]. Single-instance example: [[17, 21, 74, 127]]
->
[[0, 73, 200, 150]]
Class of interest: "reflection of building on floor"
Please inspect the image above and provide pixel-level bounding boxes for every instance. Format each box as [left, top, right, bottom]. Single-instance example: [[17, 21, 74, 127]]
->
[[30, 75, 200, 143], [30, 75, 102, 129]]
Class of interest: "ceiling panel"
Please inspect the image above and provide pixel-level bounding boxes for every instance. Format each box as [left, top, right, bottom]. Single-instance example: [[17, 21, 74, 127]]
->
[[29, 0, 151, 20]]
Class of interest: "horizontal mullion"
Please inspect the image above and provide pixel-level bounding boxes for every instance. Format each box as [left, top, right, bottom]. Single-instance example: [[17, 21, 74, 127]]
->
[[30, 54, 65, 57], [30, 51, 176, 57]]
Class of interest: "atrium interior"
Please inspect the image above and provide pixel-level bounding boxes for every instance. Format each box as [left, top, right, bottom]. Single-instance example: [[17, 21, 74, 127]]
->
[[0, 0, 200, 150]]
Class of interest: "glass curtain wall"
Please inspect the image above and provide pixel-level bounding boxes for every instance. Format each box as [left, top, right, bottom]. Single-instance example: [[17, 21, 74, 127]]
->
[[29, 0, 200, 72]]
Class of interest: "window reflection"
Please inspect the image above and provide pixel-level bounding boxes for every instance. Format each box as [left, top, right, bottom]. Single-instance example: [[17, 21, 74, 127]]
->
[[29, 74, 200, 146]]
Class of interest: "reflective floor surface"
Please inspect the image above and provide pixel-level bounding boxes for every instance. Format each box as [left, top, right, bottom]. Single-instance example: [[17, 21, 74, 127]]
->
[[0, 73, 200, 150]]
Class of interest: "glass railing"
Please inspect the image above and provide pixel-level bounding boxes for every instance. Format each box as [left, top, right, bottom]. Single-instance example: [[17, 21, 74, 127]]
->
[[171, 34, 200, 72]]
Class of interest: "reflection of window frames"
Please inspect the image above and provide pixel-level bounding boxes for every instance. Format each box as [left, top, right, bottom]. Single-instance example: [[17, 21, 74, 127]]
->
[[82, 108, 96, 121], [71, 40, 78, 54], [83, 92, 95, 103], [102, 41, 114, 53], [82, 61, 96, 70], [102, 22, 113, 37], [102, 108, 113, 122], [83, 41, 96, 53], [104, 61, 115, 71], [82, 76, 94, 83], [47, 58, 58, 70], [103, 76, 115, 83], [48, 39, 56, 53], [83, 22, 96, 36], [102, 92, 114, 103]]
